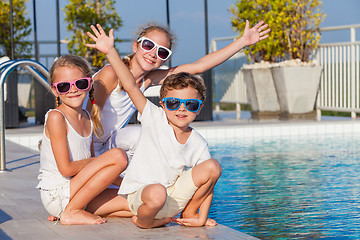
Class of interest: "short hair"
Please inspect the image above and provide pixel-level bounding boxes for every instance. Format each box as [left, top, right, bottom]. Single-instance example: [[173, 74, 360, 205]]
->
[[160, 72, 206, 101]]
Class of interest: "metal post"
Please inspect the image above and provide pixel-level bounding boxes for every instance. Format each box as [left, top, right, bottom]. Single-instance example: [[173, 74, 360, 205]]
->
[[10, 0, 15, 59], [200, 0, 213, 121], [165, 0, 171, 67], [350, 27, 356, 42], [204, 0, 209, 55], [166, 0, 170, 27], [215, 103, 220, 120], [316, 108, 321, 121], [33, 0, 39, 61], [0, 80, 5, 171], [236, 103, 241, 120], [351, 27, 356, 119], [56, 0, 61, 57], [0, 60, 50, 171]]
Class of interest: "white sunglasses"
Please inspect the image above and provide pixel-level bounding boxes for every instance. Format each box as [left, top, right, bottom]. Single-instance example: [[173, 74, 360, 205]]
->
[[137, 37, 172, 61]]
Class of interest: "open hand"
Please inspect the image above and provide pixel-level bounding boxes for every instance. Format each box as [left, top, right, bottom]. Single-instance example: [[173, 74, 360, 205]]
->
[[172, 217, 218, 227], [241, 20, 270, 46], [86, 24, 114, 54], [173, 217, 203, 227]]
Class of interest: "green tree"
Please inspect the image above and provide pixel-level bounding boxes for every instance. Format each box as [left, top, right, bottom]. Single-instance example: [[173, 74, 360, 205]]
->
[[64, 0, 122, 68], [230, 0, 325, 63], [0, 0, 32, 59]]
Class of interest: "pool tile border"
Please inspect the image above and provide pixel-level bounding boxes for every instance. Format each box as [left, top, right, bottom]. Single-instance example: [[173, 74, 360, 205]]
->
[[195, 121, 360, 142], [6, 121, 360, 151]]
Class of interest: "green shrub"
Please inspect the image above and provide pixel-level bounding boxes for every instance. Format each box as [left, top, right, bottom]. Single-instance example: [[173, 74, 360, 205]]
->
[[230, 0, 326, 63], [0, 0, 32, 59], [64, 0, 122, 68]]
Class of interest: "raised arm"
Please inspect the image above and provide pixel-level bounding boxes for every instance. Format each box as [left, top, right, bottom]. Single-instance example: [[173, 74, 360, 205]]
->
[[86, 24, 147, 114], [149, 20, 270, 85]]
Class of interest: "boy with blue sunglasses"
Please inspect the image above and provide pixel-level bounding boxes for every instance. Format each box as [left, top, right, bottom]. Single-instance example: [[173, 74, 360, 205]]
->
[[87, 24, 222, 229]]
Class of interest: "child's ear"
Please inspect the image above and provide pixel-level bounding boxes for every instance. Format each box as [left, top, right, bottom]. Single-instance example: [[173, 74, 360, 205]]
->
[[159, 100, 165, 109], [195, 103, 204, 115], [51, 86, 59, 98], [133, 41, 138, 54]]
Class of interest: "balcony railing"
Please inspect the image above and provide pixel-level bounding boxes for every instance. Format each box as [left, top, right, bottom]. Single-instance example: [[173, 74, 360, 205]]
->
[[315, 24, 360, 120], [210, 24, 360, 120]]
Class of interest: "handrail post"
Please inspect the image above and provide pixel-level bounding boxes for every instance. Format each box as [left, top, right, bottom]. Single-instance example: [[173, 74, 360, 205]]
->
[[0, 59, 50, 172], [0, 76, 5, 171], [350, 27, 356, 119]]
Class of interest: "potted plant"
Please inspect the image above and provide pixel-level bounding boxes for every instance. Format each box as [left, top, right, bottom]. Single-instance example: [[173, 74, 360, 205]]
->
[[242, 61, 280, 119], [230, 0, 326, 119]]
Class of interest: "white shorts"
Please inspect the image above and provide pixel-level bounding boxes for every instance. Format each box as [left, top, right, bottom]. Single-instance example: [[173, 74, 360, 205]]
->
[[39, 183, 70, 218], [127, 169, 198, 219]]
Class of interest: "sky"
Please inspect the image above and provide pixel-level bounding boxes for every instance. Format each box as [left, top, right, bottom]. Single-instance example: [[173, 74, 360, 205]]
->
[[24, 0, 360, 67]]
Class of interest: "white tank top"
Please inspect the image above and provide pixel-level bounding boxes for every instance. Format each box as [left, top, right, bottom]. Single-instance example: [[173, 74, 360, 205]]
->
[[37, 109, 93, 190], [94, 80, 145, 145]]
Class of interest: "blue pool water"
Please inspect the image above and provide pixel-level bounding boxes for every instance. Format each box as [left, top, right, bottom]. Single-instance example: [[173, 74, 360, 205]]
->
[[208, 135, 360, 239]]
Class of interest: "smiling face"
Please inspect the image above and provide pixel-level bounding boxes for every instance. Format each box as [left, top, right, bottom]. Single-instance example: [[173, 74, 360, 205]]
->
[[159, 72, 206, 131], [160, 86, 203, 132], [51, 66, 89, 110], [133, 30, 171, 72]]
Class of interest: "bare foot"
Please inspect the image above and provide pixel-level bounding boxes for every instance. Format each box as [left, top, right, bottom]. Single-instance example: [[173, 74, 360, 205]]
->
[[60, 209, 106, 225], [131, 215, 172, 228], [205, 218, 218, 226], [48, 215, 58, 221]]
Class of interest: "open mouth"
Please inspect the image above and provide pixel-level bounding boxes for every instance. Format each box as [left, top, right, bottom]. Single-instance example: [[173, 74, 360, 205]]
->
[[143, 56, 155, 64]]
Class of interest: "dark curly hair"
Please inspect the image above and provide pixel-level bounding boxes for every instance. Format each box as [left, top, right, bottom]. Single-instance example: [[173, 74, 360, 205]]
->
[[160, 72, 206, 101]]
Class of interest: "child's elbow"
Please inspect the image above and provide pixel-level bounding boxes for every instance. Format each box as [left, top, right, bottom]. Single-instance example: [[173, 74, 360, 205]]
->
[[58, 167, 75, 178], [60, 171, 73, 178]]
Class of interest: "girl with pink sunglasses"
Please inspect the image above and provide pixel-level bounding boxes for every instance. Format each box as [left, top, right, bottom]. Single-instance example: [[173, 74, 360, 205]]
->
[[37, 55, 133, 225], [86, 20, 270, 160]]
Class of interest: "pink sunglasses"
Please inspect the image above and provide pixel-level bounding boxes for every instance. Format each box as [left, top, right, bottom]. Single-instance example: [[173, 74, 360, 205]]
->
[[52, 77, 91, 94]]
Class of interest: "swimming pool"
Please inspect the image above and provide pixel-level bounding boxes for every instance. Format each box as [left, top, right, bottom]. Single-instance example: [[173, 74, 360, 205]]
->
[[207, 133, 360, 239]]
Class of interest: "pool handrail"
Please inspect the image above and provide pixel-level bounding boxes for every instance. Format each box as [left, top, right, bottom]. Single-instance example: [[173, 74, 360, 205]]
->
[[0, 59, 50, 171]]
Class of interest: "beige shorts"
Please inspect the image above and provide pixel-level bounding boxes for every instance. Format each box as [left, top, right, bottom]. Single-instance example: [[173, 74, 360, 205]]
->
[[127, 168, 198, 219]]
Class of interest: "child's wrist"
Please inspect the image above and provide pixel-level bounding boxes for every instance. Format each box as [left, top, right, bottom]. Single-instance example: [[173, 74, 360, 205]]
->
[[106, 47, 117, 56], [234, 36, 247, 49]]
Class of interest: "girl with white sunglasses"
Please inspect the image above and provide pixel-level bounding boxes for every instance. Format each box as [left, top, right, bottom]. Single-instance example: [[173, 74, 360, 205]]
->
[[86, 20, 270, 160]]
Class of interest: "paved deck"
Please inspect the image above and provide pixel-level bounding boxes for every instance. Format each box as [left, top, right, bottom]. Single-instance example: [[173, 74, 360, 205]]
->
[[0, 113, 260, 240]]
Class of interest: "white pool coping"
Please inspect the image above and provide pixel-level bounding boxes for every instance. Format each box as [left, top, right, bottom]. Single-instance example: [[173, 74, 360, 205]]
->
[[6, 133, 42, 152], [195, 120, 360, 143], [6, 119, 360, 152]]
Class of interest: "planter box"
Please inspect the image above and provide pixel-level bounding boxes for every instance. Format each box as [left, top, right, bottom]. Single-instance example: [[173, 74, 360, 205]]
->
[[242, 68, 280, 119], [271, 65, 322, 115]]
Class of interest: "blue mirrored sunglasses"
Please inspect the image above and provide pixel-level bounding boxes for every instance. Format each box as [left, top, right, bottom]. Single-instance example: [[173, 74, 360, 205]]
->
[[162, 97, 203, 112]]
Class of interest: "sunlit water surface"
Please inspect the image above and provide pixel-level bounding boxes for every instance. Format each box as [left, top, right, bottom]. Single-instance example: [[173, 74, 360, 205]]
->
[[208, 135, 360, 239]]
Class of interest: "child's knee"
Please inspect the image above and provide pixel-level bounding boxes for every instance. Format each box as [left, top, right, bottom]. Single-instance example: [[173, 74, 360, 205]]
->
[[142, 184, 167, 209], [108, 148, 128, 168], [205, 159, 222, 179]]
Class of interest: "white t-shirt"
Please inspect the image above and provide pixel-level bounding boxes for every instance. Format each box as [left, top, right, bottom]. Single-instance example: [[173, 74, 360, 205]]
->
[[118, 100, 211, 195]]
